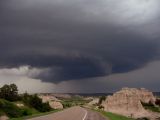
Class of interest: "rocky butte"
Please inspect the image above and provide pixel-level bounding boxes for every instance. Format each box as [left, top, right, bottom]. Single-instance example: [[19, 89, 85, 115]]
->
[[102, 88, 160, 119]]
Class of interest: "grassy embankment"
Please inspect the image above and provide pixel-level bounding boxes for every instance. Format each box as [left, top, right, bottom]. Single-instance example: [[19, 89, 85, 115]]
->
[[9, 109, 61, 120], [0, 99, 61, 120], [142, 102, 160, 113], [144, 106, 160, 113], [93, 109, 135, 120], [10, 96, 90, 120], [87, 105, 140, 120], [0, 99, 37, 118]]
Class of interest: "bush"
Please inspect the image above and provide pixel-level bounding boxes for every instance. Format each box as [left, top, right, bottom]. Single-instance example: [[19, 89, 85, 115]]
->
[[20, 107, 33, 116], [155, 99, 160, 106], [62, 102, 72, 108], [22, 93, 52, 112], [98, 105, 104, 110], [40, 102, 52, 112]]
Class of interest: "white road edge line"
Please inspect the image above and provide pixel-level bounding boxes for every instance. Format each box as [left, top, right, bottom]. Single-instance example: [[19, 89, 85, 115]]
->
[[82, 109, 87, 120]]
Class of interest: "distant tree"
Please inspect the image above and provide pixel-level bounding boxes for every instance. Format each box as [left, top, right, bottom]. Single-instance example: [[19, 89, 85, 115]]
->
[[0, 84, 19, 101], [0, 84, 10, 98], [10, 84, 18, 100]]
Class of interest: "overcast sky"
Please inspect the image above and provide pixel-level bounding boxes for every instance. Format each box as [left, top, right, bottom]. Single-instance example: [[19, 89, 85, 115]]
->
[[0, 0, 160, 93]]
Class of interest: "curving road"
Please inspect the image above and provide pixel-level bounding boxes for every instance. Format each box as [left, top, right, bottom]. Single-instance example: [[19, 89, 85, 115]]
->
[[28, 106, 108, 120]]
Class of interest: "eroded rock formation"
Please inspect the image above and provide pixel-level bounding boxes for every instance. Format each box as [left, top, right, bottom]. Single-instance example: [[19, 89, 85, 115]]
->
[[49, 101, 63, 109], [39, 95, 63, 109], [102, 88, 156, 119]]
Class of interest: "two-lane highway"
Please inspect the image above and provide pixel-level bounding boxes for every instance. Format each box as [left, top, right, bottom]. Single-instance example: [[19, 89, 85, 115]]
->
[[28, 106, 108, 120]]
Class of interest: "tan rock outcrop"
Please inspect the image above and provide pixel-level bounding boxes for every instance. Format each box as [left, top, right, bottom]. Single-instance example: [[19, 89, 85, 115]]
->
[[49, 101, 63, 109], [102, 88, 156, 118], [39, 95, 63, 109]]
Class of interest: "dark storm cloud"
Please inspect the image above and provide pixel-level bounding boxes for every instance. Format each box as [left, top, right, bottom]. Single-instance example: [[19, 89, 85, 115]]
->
[[0, 0, 160, 83]]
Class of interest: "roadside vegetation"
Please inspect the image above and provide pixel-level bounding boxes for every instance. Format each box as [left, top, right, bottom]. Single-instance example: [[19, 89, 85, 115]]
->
[[95, 109, 135, 120], [9, 109, 61, 120], [98, 96, 106, 105], [102, 111, 135, 120], [61, 96, 90, 108], [142, 101, 160, 113], [22, 93, 51, 112], [0, 84, 55, 119]]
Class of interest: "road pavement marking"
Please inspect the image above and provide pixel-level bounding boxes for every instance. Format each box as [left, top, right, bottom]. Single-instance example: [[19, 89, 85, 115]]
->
[[82, 109, 87, 120]]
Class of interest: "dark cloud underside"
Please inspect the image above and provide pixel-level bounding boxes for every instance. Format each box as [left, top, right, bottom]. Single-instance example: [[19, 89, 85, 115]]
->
[[0, 0, 160, 83]]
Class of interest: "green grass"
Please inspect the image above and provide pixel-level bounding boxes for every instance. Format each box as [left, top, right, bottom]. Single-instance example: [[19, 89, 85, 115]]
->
[[94, 109, 135, 120], [0, 99, 62, 120], [0, 99, 24, 118], [9, 109, 61, 120], [0, 109, 5, 116], [61, 96, 90, 108], [102, 112, 135, 120], [141, 102, 160, 113], [143, 106, 160, 113], [12, 101, 39, 115]]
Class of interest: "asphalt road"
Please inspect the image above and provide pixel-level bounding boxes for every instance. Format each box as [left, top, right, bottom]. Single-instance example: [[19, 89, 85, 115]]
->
[[28, 106, 108, 120]]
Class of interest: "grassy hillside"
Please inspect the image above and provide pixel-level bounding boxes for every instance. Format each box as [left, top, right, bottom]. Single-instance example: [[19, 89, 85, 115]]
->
[[0, 99, 39, 118], [0, 99, 62, 120]]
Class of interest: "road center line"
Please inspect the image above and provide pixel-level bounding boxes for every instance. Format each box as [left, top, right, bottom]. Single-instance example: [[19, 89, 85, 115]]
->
[[82, 109, 87, 120]]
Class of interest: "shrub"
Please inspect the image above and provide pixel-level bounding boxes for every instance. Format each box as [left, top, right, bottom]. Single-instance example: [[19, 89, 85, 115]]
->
[[155, 99, 160, 106], [22, 94, 51, 112], [62, 102, 72, 108], [21, 108, 32, 116], [40, 102, 52, 112], [98, 96, 106, 105], [98, 105, 104, 110]]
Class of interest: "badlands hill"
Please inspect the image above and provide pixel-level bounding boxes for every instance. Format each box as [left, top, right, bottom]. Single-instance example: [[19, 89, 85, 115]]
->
[[102, 88, 160, 119]]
